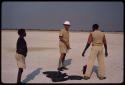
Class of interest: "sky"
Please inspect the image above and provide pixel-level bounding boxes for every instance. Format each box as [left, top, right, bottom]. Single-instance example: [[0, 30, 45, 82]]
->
[[1, 1, 123, 31]]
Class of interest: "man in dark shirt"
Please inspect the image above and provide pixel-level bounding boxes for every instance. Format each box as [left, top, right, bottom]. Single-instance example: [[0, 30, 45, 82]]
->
[[15, 29, 27, 83]]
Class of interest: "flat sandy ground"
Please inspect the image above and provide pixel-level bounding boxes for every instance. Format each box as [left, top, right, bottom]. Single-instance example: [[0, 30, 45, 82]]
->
[[1, 30, 123, 84]]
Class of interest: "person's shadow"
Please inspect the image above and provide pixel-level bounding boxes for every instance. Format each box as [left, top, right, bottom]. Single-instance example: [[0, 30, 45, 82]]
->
[[92, 65, 98, 74], [91, 65, 98, 77], [43, 70, 83, 82], [22, 68, 42, 83], [64, 59, 72, 67], [43, 71, 68, 82]]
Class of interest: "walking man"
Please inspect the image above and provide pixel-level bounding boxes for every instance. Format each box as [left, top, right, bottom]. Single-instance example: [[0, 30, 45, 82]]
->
[[82, 24, 108, 80], [58, 21, 71, 71], [15, 29, 28, 83]]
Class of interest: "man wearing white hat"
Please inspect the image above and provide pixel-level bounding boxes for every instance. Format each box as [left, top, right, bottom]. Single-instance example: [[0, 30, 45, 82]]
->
[[58, 21, 71, 71]]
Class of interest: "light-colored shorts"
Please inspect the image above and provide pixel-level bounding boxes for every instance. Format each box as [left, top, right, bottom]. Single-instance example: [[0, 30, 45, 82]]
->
[[59, 41, 68, 54], [15, 53, 26, 69]]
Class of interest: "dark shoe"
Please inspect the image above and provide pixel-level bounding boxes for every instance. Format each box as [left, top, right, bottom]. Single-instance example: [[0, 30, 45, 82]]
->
[[57, 67, 63, 71], [17, 81, 22, 84], [98, 77, 106, 80], [83, 76, 90, 80], [61, 67, 68, 70]]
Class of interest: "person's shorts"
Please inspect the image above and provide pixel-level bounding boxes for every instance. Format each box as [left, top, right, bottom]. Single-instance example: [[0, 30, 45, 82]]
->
[[15, 53, 26, 69], [59, 41, 68, 54]]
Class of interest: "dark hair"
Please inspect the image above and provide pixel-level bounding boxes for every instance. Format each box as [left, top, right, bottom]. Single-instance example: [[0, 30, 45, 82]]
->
[[92, 24, 99, 31], [18, 29, 25, 36]]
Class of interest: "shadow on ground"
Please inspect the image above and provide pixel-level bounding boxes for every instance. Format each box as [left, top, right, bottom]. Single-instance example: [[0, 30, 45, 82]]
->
[[64, 59, 72, 67], [92, 65, 99, 77], [22, 68, 42, 83], [92, 65, 98, 75], [43, 71, 83, 82]]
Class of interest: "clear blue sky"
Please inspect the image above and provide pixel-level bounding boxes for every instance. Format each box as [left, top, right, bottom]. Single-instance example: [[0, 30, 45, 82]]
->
[[2, 1, 123, 31]]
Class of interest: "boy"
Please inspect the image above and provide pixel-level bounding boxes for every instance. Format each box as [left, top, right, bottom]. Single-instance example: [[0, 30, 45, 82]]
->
[[15, 29, 27, 83]]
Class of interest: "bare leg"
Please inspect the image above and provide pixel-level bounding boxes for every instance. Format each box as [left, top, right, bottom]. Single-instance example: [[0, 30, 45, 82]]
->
[[17, 68, 23, 83], [58, 53, 66, 70], [62, 53, 66, 67]]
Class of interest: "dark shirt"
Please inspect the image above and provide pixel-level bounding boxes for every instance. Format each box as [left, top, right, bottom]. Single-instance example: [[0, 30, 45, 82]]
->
[[16, 36, 27, 57]]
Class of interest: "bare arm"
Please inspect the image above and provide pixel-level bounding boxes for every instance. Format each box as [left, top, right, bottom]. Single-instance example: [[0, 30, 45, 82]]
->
[[82, 33, 92, 56], [103, 35, 108, 57]]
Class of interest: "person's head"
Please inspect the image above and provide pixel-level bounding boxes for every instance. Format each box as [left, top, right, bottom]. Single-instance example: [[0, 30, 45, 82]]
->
[[63, 21, 71, 31], [92, 24, 99, 31], [18, 29, 26, 37]]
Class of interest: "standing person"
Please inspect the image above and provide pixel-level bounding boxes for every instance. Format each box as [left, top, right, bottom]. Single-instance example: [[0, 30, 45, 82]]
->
[[15, 29, 28, 83], [58, 21, 71, 71], [82, 24, 108, 80]]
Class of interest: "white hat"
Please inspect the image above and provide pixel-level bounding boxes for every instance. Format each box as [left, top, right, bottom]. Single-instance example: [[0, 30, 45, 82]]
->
[[63, 21, 71, 25]]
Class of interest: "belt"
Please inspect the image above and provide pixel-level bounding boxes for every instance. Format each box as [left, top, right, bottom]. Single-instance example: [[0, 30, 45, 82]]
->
[[92, 44, 103, 46]]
